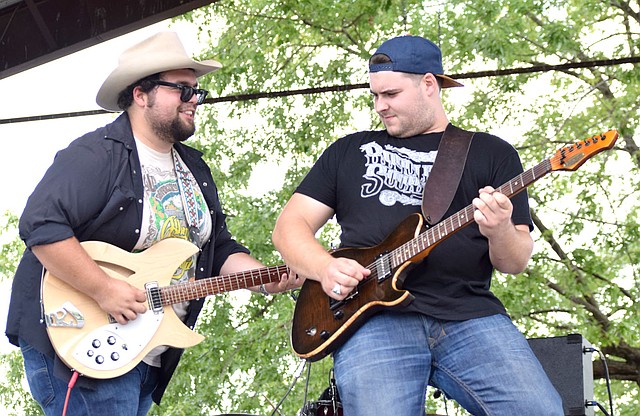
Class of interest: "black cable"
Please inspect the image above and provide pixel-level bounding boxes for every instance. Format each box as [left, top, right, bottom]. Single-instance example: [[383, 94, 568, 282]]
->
[[328, 367, 340, 414], [268, 359, 308, 416], [586, 400, 611, 416], [301, 360, 311, 414], [584, 346, 615, 416]]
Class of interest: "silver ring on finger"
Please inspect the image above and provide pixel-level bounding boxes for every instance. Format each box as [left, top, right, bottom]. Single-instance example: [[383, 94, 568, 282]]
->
[[331, 283, 342, 295]]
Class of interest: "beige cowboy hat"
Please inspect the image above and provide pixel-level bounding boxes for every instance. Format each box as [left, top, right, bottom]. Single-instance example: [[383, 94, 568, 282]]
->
[[96, 31, 222, 111]]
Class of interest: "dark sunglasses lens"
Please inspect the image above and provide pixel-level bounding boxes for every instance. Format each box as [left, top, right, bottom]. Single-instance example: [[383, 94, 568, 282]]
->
[[179, 86, 195, 103]]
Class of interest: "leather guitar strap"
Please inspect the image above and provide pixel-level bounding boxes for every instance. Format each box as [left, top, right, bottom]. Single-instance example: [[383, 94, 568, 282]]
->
[[421, 123, 474, 225]]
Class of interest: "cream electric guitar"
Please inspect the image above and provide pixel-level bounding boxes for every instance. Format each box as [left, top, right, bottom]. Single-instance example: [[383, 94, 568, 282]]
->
[[42, 238, 288, 379]]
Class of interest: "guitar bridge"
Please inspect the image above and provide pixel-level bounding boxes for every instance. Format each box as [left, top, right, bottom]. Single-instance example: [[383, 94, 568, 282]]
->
[[45, 301, 85, 328]]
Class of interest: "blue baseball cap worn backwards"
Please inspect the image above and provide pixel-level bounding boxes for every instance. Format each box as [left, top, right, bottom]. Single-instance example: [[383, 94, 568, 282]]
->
[[369, 35, 463, 88]]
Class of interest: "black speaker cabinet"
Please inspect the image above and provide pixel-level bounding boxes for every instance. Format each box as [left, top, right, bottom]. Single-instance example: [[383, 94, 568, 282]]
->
[[527, 334, 594, 416]]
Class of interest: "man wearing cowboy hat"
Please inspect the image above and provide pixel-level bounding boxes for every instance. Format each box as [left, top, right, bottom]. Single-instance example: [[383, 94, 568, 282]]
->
[[6, 31, 298, 415]]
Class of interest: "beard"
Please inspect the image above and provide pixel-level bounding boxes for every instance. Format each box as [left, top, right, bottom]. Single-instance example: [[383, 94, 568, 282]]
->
[[146, 94, 195, 144], [151, 116, 195, 144]]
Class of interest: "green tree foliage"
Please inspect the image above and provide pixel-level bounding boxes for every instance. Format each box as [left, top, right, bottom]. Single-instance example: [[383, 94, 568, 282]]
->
[[0, 213, 22, 278], [1, 1, 639, 415], [173, 0, 640, 414], [0, 214, 42, 415]]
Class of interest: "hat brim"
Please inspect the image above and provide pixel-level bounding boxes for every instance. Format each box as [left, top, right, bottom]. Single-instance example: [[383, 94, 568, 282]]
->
[[436, 74, 464, 88], [96, 56, 222, 112]]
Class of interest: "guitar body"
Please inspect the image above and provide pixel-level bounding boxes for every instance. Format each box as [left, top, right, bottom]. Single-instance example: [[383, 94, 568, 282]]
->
[[291, 213, 428, 361], [43, 238, 203, 379]]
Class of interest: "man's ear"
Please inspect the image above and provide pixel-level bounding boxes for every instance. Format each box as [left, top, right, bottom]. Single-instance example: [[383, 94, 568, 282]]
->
[[132, 85, 149, 107], [422, 73, 441, 94]]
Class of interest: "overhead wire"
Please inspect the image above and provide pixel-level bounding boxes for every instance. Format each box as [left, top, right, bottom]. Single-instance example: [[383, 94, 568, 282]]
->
[[1, 56, 638, 126]]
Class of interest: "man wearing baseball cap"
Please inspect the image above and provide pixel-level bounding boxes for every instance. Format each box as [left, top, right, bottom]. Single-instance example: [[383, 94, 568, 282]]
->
[[7, 31, 298, 415], [273, 35, 563, 415]]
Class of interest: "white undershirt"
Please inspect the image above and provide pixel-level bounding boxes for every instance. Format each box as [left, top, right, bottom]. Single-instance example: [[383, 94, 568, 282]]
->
[[134, 138, 211, 366]]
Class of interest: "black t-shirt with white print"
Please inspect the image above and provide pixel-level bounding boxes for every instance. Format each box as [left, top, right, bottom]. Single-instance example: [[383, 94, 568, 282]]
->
[[295, 127, 532, 320]]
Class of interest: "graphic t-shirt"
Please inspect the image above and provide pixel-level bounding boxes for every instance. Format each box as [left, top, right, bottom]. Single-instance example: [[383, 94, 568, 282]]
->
[[295, 128, 532, 320], [134, 138, 212, 366]]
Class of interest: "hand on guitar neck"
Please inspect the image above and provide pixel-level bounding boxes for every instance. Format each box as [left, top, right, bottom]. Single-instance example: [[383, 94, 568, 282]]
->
[[472, 185, 533, 274]]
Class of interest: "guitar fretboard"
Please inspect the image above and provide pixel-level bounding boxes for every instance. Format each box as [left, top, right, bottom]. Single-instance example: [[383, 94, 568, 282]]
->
[[361, 129, 617, 283], [156, 265, 290, 306], [383, 158, 553, 272]]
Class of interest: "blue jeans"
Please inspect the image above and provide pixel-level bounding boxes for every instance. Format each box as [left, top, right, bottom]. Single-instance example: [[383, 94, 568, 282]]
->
[[20, 339, 159, 416], [333, 312, 563, 416]]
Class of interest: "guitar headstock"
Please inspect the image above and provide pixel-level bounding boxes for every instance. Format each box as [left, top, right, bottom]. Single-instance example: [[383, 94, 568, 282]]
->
[[550, 130, 619, 172]]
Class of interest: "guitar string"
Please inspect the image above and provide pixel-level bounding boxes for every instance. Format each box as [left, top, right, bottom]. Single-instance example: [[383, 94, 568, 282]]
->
[[159, 265, 289, 304]]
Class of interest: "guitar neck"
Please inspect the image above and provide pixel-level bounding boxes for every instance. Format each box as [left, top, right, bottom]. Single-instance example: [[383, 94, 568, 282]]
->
[[389, 159, 552, 268], [157, 264, 289, 306]]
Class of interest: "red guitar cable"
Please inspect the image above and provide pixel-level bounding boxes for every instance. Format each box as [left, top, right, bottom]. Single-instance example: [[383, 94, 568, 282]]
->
[[62, 371, 79, 416]]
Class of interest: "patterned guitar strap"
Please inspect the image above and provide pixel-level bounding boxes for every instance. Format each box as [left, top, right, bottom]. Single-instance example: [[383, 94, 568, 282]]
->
[[421, 124, 474, 226], [172, 148, 202, 249]]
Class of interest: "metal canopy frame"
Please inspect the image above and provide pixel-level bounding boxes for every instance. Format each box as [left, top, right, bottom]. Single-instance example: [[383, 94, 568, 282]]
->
[[0, 0, 215, 80]]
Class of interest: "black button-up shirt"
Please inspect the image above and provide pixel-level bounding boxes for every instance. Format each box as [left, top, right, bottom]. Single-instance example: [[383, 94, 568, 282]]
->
[[6, 112, 249, 403]]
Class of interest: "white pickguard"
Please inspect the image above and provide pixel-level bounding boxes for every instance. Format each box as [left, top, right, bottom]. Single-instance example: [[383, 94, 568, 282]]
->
[[72, 310, 163, 372]]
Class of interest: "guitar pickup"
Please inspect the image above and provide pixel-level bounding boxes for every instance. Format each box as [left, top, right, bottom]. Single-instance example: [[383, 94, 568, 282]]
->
[[373, 253, 392, 282], [145, 281, 163, 314]]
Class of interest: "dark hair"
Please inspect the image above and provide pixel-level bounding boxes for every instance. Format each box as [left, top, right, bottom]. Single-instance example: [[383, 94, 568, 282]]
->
[[369, 53, 391, 66], [369, 53, 443, 88], [116, 73, 162, 110]]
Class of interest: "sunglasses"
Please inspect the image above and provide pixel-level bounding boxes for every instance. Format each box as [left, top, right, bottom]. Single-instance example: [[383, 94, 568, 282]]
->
[[152, 80, 209, 105]]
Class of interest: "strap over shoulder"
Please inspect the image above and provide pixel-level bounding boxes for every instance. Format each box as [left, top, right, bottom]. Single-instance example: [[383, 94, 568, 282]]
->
[[421, 124, 474, 225]]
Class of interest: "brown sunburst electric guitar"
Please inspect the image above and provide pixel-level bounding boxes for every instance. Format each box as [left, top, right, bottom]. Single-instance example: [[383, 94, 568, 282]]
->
[[291, 130, 619, 362], [42, 238, 288, 379]]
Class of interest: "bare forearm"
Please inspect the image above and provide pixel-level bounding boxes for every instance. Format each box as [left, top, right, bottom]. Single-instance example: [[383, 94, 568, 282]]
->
[[473, 188, 533, 274], [272, 194, 335, 282], [488, 224, 533, 274], [273, 194, 369, 299], [272, 217, 332, 282]]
